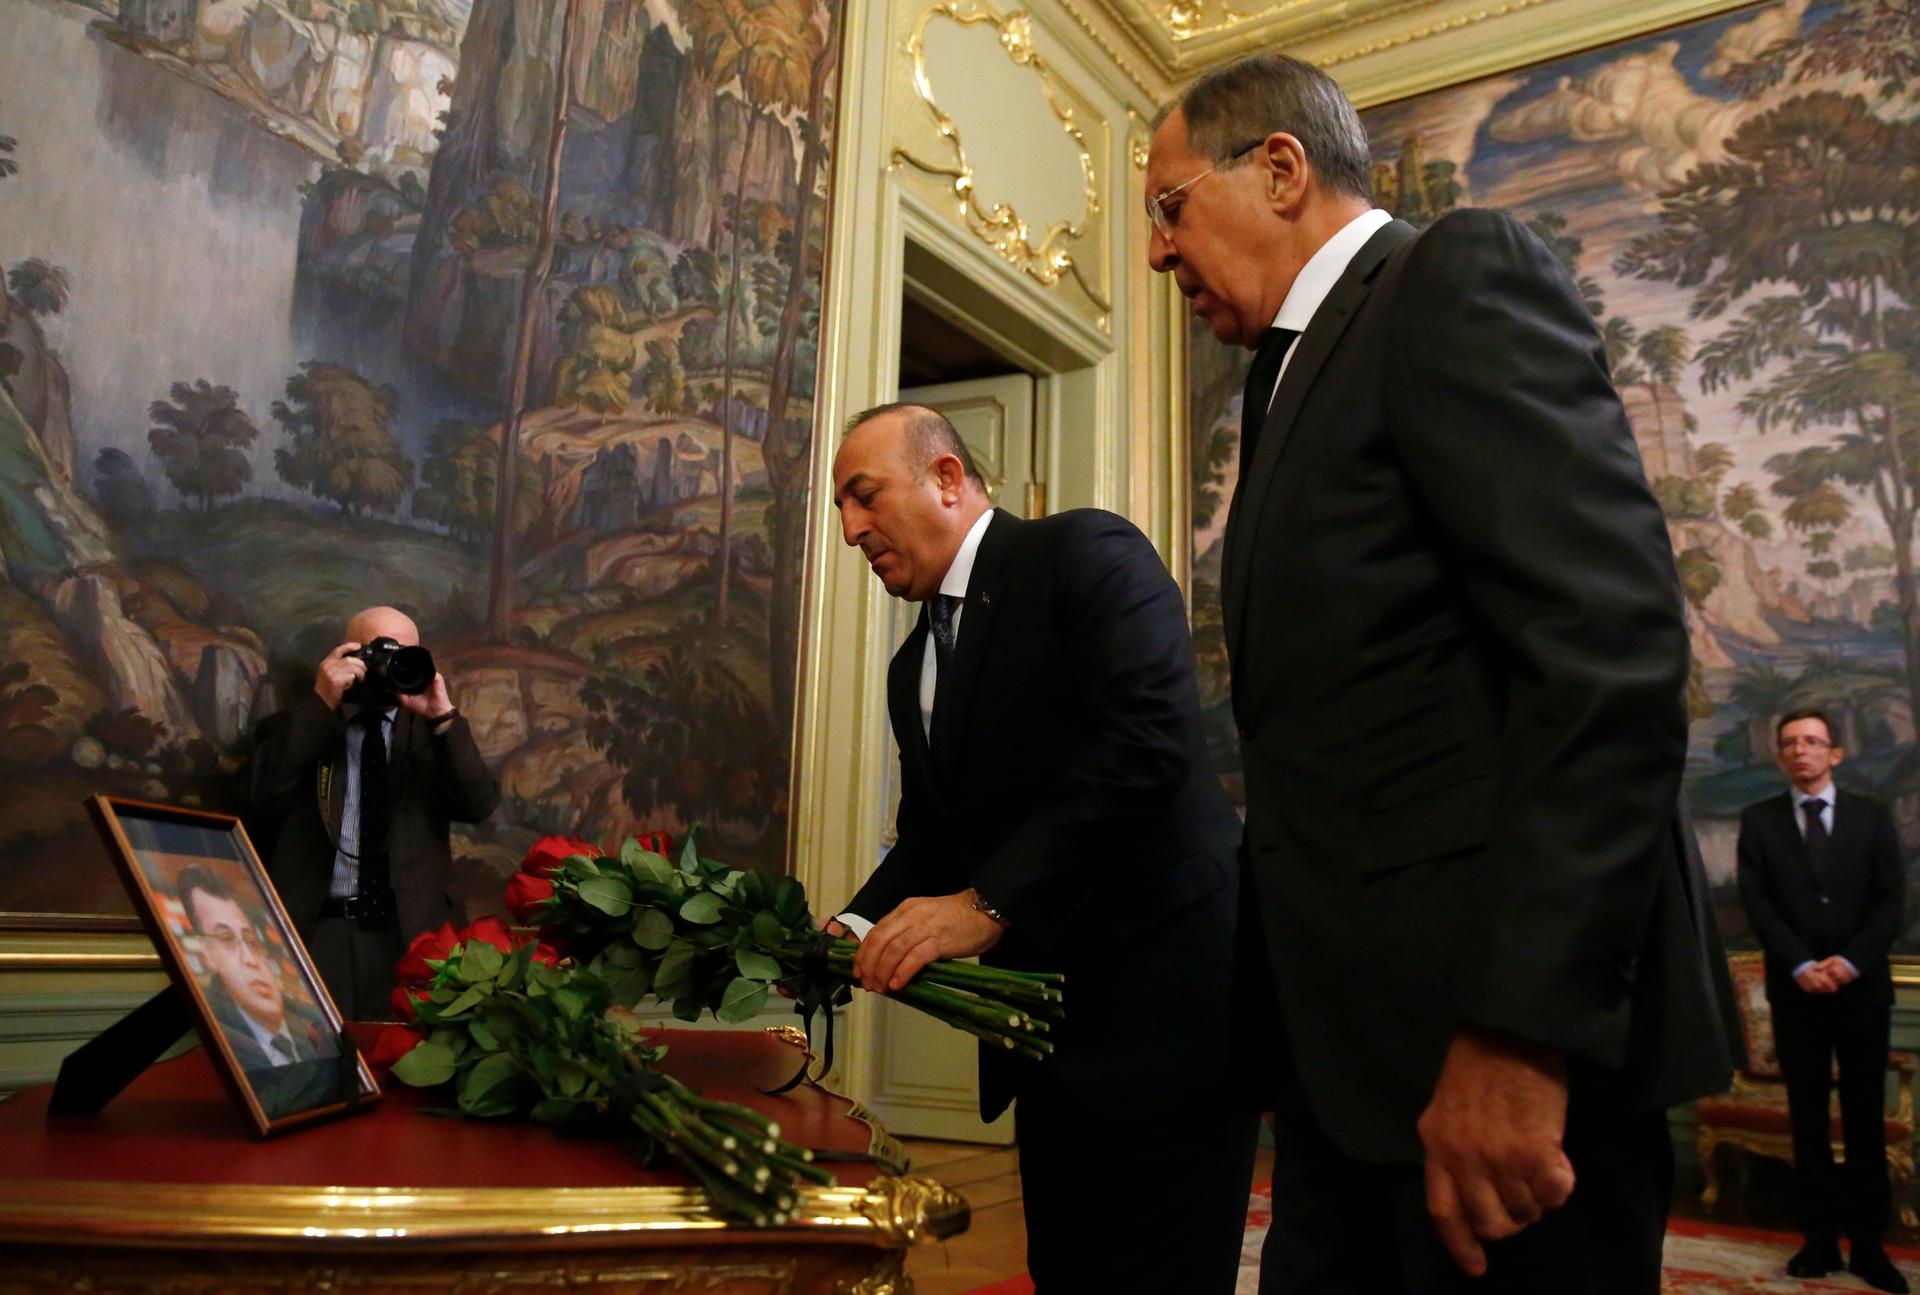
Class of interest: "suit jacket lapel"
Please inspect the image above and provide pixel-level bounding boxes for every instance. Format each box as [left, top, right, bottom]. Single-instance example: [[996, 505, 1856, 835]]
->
[[1773, 793, 1819, 886], [888, 614, 936, 799], [1828, 790, 1864, 882], [1223, 220, 1417, 665], [931, 509, 1017, 772]]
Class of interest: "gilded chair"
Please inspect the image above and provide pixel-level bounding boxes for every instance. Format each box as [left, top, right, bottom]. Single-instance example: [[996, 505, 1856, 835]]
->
[[1696, 951, 1917, 1227]]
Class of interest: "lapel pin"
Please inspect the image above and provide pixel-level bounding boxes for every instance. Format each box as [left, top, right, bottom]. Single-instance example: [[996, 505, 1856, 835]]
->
[[979, 591, 992, 605]]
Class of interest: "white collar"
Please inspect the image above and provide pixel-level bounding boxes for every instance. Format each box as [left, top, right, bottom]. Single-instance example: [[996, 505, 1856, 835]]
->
[[1795, 780, 1835, 805], [1269, 208, 1394, 334], [939, 509, 995, 600], [237, 999, 295, 1065]]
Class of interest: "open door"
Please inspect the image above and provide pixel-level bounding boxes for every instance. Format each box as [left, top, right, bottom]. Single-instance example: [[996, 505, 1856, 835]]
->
[[863, 371, 1036, 1144]]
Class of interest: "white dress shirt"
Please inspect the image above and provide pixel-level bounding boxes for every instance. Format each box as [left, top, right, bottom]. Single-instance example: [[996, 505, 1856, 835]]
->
[[1258, 207, 1395, 416], [918, 508, 995, 740], [1788, 778, 1855, 980], [328, 706, 396, 898], [236, 1004, 299, 1069]]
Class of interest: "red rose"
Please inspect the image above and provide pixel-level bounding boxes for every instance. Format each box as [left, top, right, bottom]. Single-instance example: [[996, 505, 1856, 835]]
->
[[461, 914, 516, 954], [529, 941, 562, 967], [521, 834, 601, 879], [394, 921, 459, 987], [632, 830, 674, 857], [367, 1024, 425, 1072], [506, 872, 556, 924], [390, 984, 427, 1020]]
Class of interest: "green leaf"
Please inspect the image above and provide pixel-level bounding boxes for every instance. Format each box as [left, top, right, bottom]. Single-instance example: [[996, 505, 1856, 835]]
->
[[440, 984, 491, 1017], [750, 911, 786, 949], [468, 1019, 498, 1051], [530, 1097, 577, 1123], [604, 965, 652, 1004], [717, 976, 769, 1023], [576, 874, 635, 916], [632, 907, 675, 950], [773, 878, 808, 926], [680, 892, 724, 924], [602, 940, 643, 969], [735, 948, 781, 982], [654, 941, 697, 996], [621, 836, 676, 886], [390, 1041, 458, 1087], [672, 994, 704, 1022], [556, 1061, 587, 1098], [734, 870, 768, 909], [552, 985, 590, 1020], [459, 1051, 520, 1115], [460, 940, 504, 983]]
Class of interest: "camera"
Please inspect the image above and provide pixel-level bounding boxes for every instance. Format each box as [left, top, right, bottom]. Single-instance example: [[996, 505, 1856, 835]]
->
[[344, 636, 435, 704]]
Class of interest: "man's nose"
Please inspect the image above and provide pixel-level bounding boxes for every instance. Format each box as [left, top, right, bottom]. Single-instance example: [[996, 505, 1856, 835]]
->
[[1147, 226, 1177, 273], [840, 509, 865, 548]]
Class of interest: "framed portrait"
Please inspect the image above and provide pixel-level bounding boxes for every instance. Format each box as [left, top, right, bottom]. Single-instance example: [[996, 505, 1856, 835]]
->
[[86, 794, 379, 1136]]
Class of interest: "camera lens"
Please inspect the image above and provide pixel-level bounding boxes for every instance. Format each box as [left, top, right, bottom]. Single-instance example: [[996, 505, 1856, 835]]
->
[[386, 645, 436, 696]]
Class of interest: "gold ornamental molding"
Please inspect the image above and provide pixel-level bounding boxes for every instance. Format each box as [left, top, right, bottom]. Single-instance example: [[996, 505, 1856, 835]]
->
[[0, 1175, 970, 1249], [1075, 0, 1763, 108], [892, 0, 1109, 310]]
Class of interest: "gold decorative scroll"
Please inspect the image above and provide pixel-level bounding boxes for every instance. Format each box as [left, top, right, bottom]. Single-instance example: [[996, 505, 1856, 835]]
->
[[893, 1, 1105, 305]]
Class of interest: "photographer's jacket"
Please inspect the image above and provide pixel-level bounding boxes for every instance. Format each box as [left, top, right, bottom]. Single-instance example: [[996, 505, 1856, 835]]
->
[[248, 694, 499, 942]]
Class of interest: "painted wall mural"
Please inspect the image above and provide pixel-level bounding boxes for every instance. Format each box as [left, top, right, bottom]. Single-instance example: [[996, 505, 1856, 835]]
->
[[1189, 0, 1920, 951], [0, 0, 844, 921]]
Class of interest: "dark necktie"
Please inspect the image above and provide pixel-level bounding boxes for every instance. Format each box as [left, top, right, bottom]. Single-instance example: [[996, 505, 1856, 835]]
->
[[355, 708, 395, 917], [1802, 798, 1830, 888], [1239, 326, 1300, 481], [268, 1034, 295, 1067], [927, 593, 962, 676]]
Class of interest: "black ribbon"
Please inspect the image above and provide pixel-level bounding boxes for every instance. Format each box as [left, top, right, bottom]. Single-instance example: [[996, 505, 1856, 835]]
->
[[765, 930, 852, 1095]]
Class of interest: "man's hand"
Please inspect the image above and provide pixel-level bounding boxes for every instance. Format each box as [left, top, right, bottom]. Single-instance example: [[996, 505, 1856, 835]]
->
[[315, 642, 365, 709], [1795, 963, 1839, 994], [1818, 956, 1859, 988], [399, 672, 455, 721], [825, 918, 852, 939], [851, 891, 1003, 992], [1417, 1027, 1574, 1277]]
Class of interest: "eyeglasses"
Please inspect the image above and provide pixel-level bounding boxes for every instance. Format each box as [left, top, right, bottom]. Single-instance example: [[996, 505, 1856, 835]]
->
[[1147, 138, 1265, 238], [204, 927, 265, 956], [1778, 738, 1833, 752]]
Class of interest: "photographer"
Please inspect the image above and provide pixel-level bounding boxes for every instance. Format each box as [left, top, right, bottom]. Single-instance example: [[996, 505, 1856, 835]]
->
[[247, 606, 498, 1018]]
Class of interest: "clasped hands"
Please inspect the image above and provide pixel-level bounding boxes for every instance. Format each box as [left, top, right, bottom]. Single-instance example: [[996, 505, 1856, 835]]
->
[[827, 890, 1005, 993], [1794, 955, 1859, 994]]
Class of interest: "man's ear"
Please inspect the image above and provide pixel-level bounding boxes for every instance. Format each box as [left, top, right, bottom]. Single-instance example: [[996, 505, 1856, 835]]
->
[[1260, 132, 1312, 214], [930, 453, 968, 500]]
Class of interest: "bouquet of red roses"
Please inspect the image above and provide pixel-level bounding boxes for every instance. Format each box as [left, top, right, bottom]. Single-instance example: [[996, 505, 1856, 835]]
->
[[506, 832, 1064, 1077], [371, 917, 831, 1225]]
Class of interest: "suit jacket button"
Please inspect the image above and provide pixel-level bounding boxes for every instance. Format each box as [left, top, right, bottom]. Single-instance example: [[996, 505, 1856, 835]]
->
[[1820, 894, 1831, 903]]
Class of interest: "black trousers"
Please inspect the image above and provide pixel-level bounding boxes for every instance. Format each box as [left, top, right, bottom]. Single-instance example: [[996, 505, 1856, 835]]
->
[[1773, 992, 1892, 1245], [1260, 1039, 1674, 1294], [1016, 1091, 1259, 1295], [305, 915, 404, 1021]]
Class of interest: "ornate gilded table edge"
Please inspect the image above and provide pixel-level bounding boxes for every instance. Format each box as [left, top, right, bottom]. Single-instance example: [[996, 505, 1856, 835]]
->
[[0, 1175, 970, 1252]]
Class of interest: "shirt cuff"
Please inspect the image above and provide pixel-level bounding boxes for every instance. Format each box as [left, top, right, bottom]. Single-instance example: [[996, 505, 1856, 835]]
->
[[1838, 956, 1859, 978], [834, 912, 875, 940], [1793, 960, 1818, 980]]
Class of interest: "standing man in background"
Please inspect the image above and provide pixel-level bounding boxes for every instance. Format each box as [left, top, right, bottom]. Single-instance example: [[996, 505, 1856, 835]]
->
[[248, 605, 498, 1019], [830, 403, 1255, 1294], [1147, 52, 1734, 1292], [1738, 707, 1907, 1292]]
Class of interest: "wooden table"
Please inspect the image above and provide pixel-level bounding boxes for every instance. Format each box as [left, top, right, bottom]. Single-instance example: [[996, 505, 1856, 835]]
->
[[0, 1023, 966, 1294]]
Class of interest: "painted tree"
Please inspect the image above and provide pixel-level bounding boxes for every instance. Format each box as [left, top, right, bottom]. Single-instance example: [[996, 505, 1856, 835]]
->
[[759, 0, 841, 742], [271, 362, 413, 515], [554, 285, 642, 415], [1693, 441, 1734, 489], [485, 0, 585, 641], [414, 419, 538, 542], [1601, 316, 1644, 384], [639, 338, 688, 416], [7, 260, 69, 316], [1721, 481, 1774, 540], [0, 135, 16, 183], [1637, 324, 1692, 386], [1620, 68, 1920, 710], [147, 380, 257, 512], [682, 0, 824, 630]]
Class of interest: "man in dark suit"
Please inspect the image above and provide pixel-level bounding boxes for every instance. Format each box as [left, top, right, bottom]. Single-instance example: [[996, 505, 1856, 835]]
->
[[1147, 53, 1735, 1292], [1737, 707, 1907, 1291], [831, 403, 1256, 1294], [177, 864, 354, 1117], [248, 606, 498, 1019]]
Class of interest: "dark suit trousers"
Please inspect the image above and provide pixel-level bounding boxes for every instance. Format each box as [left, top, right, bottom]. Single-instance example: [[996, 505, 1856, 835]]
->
[[1016, 1091, 1258, 1295], [306, 916, 404, 1021], [1773, 993, 1892, 1244], [1260, 1037, 1673, 1294]]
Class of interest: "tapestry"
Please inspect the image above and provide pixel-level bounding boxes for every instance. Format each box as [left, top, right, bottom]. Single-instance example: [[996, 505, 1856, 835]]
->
[[0, 0, 845, 918], [1188, 0, 1920, 952]]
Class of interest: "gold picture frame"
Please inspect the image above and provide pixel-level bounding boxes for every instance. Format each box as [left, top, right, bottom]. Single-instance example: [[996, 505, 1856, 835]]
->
[[84, 794, 379, 1136]]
